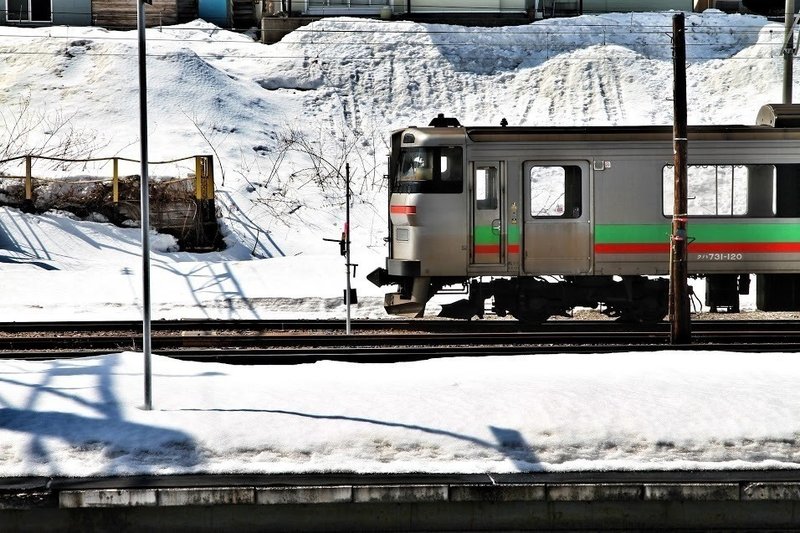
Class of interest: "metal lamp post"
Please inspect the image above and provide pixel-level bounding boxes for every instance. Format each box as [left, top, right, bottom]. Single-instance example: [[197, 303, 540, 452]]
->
[[137, 0, 153, 410]]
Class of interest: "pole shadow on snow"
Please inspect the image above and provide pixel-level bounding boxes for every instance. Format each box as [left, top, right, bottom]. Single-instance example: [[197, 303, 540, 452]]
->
[[156, 261, 260, 319], [0, 356, 201, 474], [175, 407, 541, 471]]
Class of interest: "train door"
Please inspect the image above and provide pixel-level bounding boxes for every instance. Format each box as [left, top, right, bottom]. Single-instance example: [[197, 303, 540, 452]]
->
[[470, 161, 505, 271], [522, 161, 592, 274]]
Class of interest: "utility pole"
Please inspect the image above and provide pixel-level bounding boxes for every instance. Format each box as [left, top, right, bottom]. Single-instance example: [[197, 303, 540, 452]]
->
[[670, 12, 691, 345], [137, 0, 153, 409], [785, 0, 796, 104]]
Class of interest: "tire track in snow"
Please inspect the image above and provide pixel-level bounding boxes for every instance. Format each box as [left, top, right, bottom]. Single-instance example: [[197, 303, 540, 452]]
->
[[592, 57, 626, 124]]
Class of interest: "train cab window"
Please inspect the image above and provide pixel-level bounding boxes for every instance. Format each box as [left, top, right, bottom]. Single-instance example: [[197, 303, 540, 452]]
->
[[662, 164, 773, 217], [394, 146, 463, 194], [528, 165, 582, 218]]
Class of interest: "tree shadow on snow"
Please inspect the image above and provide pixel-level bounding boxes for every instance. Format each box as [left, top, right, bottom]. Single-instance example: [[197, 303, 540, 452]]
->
[[0, 356, 200, 475]]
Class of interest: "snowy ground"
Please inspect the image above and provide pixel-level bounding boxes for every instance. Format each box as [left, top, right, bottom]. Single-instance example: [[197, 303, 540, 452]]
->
[[1, 10, 799, 476], [4, 350, 800, 477]]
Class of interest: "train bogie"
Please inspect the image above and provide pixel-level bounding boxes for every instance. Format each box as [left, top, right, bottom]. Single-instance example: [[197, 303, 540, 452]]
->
[[368, 108, 800, 322]]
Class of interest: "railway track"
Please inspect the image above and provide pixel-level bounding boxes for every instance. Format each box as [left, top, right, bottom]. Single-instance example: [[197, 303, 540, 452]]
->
[[0, 318, 799, 362]]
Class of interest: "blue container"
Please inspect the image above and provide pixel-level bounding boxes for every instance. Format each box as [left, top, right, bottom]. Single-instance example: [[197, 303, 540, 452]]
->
[[199, 0, 230, 27]]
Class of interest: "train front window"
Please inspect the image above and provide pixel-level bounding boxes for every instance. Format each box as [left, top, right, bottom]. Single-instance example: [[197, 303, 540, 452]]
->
[[394, 147, 463, 193]]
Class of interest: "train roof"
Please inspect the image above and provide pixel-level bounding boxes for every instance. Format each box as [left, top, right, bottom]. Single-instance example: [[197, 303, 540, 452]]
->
[[395, 105, 800, 143], [395, 123, 800, 143], [463, 124, 800, 142]]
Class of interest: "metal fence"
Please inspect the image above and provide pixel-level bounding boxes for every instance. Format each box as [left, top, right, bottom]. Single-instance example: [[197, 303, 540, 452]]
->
[[0, 154, 219, 250]]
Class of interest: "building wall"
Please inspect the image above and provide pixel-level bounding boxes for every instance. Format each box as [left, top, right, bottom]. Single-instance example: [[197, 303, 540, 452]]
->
[[91, 0, 178, 28]]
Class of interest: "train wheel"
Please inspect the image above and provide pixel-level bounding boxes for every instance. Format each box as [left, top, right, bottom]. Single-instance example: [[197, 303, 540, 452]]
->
[[510, 310, 549, 325], [614, 301, 668, 323]]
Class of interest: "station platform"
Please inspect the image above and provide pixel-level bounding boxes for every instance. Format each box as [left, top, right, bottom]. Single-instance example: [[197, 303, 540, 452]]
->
[[4, 471, 800, 531]]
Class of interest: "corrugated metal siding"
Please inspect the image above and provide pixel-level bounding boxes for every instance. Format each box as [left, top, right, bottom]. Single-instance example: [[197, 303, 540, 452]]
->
[[582, 0, 693, 12], [303, 0, 534, 15], [406, 0, 534, 13]]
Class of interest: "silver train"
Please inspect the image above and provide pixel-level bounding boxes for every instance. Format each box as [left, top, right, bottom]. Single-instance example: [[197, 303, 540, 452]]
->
[[367, 105, 800, 322]]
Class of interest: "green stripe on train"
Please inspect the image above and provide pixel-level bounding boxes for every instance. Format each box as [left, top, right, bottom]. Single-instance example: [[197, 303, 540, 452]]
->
[[474, 226, 500, 245], [474, 225, 521, 244], [595, 223, 800, 243]]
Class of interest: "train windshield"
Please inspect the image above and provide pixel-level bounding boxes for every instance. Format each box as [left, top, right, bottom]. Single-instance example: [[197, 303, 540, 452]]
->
[[394, 146, 463, 193]]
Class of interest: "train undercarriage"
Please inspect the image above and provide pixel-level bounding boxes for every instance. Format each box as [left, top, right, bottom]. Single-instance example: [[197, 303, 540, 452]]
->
[[371, 272, 673, 324], [370, 270, 800, 323]]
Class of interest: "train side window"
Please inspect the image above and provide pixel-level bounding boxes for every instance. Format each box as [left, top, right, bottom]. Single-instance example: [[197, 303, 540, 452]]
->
[[476, 166, 498, 210], [528, 165, 582, 218], [662, 164, 767, 216], [440, 147, 463, 183]]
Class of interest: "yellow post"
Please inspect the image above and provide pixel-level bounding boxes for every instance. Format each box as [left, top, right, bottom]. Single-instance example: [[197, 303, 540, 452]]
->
[[112, 158, 119, 204], [195, 156, 203, 201], [195, 155, 214, 200], [24, 155, 32, 201]]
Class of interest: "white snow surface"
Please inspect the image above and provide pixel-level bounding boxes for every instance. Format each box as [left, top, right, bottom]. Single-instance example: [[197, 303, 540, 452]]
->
[[1, 11, 800, 476]]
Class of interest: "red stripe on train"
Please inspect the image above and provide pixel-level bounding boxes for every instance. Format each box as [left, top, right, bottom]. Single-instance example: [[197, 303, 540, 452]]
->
[[390, 205, 416, 214], [474, 244, 521, 254]]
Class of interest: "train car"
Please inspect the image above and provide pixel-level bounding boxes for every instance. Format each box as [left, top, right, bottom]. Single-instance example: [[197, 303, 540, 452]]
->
[[367, 105, 800, 323]]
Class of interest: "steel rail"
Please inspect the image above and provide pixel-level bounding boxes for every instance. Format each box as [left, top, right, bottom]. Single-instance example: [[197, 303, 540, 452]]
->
[[0, 317, 796, 334], [0, 319, 797, 364]]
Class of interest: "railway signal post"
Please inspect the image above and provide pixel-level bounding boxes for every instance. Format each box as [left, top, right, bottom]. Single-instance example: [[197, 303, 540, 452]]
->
[[323, 162, 356, 335], [345, 162, 352, 335]]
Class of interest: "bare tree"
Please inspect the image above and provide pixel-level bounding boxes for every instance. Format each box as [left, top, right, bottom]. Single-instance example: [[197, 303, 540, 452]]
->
[[0, 93, 105, 173], [247, 118, 388, 228]]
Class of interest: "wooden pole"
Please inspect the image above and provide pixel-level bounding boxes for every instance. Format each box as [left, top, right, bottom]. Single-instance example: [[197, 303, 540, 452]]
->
[[670, 13, 691, 344], [112, 158, 119, 204], [24, 155, 32, 202], [785, 0, 795, 104]]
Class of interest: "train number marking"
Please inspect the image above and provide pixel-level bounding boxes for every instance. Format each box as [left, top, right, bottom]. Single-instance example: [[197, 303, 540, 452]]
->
[[695, 253, 743, 261]]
